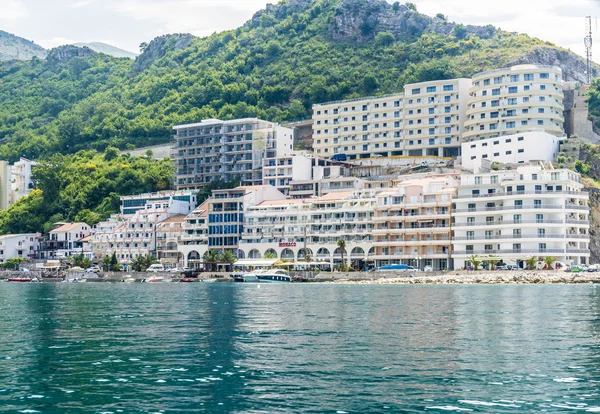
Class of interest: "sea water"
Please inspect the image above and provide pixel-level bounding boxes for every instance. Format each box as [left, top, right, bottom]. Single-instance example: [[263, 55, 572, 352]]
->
[[0, 283, 599, 412]]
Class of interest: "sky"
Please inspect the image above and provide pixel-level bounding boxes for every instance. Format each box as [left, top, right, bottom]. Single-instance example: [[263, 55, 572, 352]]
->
[[0, 0, 598, 61]]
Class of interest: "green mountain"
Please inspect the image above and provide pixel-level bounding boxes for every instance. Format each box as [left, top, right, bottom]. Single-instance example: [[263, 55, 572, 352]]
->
[[73, 42, 137, 59], [0, 30, 46, 61], [0, 0, 594, 162]]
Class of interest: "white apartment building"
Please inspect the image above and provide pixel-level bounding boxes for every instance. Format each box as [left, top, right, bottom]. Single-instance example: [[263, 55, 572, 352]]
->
[[464, 65, 564, 141], [0, 233, 40, 262], [178, 201, 209, 269], [208, 185, 286, 253], [461, 131, 561, 172], [452, 164, 589, 268], [0, 161, 10, 210], [38, 223, 91, 259], [11, 158, 36, 205], [92, 192, 195, 263], [312, 79, 470, 160], [371, 175, 458, 270], [238, 190, 378, 269], [262, 153, 313, 195], [174, 118, 294, 190]]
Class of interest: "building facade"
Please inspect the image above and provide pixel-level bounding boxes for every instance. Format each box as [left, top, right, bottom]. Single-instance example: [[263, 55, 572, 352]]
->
[[10, 158, 36, 205], [92, 192, 195, 263], [312, 79, 471, 160], [38, 223, 91, 259], [173, 118, 294, 190], [371, 176, 458, 271], [178, 201, 210, 269], [0, 233, 40, 262], [207, 185, 286, 253], [262, 153, 313, 196], [155, 215, 186, 268], [461, 131, 561, 172], [464, 65, 564, 141], [452, 164, 589, 268]]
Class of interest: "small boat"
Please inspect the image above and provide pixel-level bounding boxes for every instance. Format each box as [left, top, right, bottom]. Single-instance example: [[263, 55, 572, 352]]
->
[[180, 278, 200, 283], [144, 276, 172, 283], [8, 278, 38, 283], [243, 269, 291, 283], [121, 276, 136, 283]]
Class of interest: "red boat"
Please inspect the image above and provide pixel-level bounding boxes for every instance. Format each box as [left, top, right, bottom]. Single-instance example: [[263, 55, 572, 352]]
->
[[179, 278, 199, 283], [8, 278, 36, 283]]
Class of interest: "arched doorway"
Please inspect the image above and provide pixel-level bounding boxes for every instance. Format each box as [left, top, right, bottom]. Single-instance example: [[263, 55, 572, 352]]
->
[[281, 248, 295, 261], [264, 248, 278, 259], [249, 249, 261, 259]]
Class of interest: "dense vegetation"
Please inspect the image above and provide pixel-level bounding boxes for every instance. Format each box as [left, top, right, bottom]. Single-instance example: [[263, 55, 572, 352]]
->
[[587, 79, 600, 132], [0, 148, 174, 234], [0, 0, 557, 162]]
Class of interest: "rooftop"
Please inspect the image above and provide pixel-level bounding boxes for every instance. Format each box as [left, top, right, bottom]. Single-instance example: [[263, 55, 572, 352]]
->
[[50, 222, 87, 233]]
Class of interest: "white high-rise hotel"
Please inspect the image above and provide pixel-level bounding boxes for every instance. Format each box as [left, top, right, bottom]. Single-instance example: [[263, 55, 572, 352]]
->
[[311, 65, 565, 161]]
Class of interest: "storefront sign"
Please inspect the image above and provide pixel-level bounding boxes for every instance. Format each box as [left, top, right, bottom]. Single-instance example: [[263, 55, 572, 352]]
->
[[279, 242, 297, 247]]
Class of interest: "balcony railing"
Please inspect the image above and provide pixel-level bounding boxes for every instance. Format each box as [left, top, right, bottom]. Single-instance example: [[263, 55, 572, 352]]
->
[[454, 249, 565, 255], [454, 190, 587, 200]]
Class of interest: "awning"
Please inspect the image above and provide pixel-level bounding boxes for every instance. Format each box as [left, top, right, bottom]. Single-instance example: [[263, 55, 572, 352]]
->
[[233, 259, 278, 267]]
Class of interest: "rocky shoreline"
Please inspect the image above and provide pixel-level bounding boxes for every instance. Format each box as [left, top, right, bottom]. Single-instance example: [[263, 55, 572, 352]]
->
[[322, 271, 600, 285]]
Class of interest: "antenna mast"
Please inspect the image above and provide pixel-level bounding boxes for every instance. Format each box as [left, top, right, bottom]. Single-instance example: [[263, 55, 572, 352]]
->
[[585, 15, 593, 84]]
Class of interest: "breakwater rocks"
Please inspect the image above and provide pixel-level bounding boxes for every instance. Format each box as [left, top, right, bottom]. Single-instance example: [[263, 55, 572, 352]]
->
[[323, 271, 600, 285]]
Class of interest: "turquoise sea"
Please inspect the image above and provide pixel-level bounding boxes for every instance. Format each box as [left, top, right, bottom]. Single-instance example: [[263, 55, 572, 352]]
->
[[0, 283, 599, 413]]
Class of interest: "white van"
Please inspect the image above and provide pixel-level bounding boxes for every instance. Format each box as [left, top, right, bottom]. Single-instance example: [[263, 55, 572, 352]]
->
[[146, 264, 165, 273]]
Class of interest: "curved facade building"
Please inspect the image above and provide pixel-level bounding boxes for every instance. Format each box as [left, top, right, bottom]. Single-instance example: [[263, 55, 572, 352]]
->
[[464, 65, 564, 142]]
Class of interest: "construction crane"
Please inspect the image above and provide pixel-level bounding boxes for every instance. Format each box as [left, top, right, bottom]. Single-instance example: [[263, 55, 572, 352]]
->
[[585, 15, 593, 84]]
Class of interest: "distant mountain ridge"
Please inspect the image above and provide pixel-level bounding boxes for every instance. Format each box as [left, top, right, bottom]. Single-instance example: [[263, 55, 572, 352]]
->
[[73, 42, 137, 59], [0, 30, 46, 61]]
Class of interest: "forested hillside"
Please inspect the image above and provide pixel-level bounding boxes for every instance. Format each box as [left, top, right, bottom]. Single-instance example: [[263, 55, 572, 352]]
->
[[0, 0, 591, 163]]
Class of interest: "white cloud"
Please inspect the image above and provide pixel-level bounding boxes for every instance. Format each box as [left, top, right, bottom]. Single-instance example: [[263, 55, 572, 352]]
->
[[0, 0, 29, 20]]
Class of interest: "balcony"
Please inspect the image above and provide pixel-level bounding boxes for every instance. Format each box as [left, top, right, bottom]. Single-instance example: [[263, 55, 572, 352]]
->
[[454, 190, 588, 200], [454, 249, 565, 255]]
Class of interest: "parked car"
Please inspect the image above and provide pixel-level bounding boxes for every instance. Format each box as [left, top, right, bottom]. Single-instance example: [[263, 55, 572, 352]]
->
[[495, 265, 509, 270], [567, 265, 585, 273], [169, 267, 191, 273], [86, 266, 101, 273], [423, 265, 434, 272], [587, 264, 599, 272], [146, 264, 165, 273]]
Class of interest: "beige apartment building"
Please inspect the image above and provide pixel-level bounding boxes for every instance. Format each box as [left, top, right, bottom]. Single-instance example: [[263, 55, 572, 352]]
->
[[371, 175, 458, 271], [464, 65, 564, 141], [312, 79, 470, 160]]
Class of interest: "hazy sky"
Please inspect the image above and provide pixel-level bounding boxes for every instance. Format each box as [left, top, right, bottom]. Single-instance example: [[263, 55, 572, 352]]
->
[[0, 0, 598, 60]]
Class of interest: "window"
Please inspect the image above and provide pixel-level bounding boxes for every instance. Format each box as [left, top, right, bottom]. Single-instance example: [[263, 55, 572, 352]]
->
[[475, 176, 482, 185], [507, 98, 517, 105], [484, 79, 491, 86], [428, 108, 435, 114], [513, 229, 521, 237], [445, 137, 451, 144], [491, 100, 500, 107], [524, 74, 534, 81], [443, 85, 454, 91], [506, 121, 516, 128], [490, 112, 499, 119], [513, 243, 521, 251], [508, 86, 518, 94], [539, 243, 547, 251], [493, 152, 499, 156], [518, 136, 524, 141], [490, 124, 497, 130], [534, 199, 542, 208], [492, 88, 501, 96], [536, 214, 544, 223], [426, 86, 436, 93], [444, 106, 451, 113], [524, 85, 530, 91], [506, 150, 512, 155], [514, 214, 522, 223], [538, 108, 545, 113], [494, 76, 502, 84], [510, 74, 520, 82], [493, 141, 499, 145], [540, 73, 549, 79], [538, 120, 544, 126]]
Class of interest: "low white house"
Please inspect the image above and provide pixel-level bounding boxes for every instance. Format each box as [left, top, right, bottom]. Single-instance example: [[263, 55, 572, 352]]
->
[[38, 222, 91, 259], [0, 233, 40, 262], [461, 131, 561, 172]]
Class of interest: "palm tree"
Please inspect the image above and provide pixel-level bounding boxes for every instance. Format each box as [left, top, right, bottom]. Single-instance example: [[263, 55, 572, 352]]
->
[[486, 255, 500, 271], [264, 251, 277, 259], [218, 250, 237, 272], [337, 239, 346, 269], [304, 254, 312, 263], [467, 254, 481, 270], [544, 256, 557, 270], [525, 256, 538, 270], [203, 250, 220, 272]]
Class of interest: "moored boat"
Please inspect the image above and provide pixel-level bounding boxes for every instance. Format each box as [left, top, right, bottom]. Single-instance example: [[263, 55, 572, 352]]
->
[[144, 275, 172, 283], [242, 269, 291, 283], [8, 277, 39, 283]]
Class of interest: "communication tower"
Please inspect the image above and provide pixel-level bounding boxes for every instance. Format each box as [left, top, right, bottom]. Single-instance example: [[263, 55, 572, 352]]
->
[[585, 15, 593, 84]]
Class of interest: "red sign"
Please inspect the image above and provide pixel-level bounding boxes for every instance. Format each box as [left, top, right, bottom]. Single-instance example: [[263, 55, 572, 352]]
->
[[279, 242, 297, 247]]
